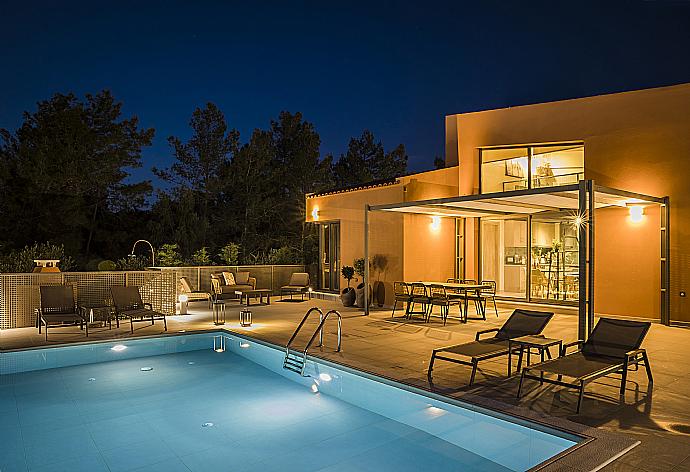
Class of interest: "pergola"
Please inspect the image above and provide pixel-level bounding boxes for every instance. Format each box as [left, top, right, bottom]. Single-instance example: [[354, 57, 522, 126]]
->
[[364, 180, 669, 338]]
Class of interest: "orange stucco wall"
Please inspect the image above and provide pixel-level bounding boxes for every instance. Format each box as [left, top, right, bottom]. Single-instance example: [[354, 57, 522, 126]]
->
[[446, 83, 690, 321]]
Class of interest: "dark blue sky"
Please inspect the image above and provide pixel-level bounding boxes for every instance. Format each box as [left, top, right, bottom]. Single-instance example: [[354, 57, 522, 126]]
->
[[2, 1, 690, 185]]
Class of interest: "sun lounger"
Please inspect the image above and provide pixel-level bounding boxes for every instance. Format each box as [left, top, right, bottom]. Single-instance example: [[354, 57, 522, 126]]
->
[[428, 309, 554, 385], [111, 286, 167, 333], [36, 285, 88, 341], [517, 317, 652, 413]]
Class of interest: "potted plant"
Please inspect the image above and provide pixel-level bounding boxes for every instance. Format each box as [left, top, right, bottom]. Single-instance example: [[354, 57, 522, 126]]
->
[[371, 254, 388, 307], [340, 266, 356, 307], [353, 257, 372, 308]]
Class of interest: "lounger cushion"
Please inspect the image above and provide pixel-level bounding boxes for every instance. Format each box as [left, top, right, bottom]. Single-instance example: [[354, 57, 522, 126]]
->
[[288, 272, 309, 287], [526, 352, 621, 380], [180, 277, 193, 293], [222, 271, 236, 286], [437, 339, 509, 358]]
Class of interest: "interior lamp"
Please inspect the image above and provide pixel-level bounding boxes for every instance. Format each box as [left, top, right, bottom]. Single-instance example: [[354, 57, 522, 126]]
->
[[629, 205, 644, 223]]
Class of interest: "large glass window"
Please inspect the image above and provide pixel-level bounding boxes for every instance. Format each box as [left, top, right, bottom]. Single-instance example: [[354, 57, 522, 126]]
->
[[481, 144, 584, 194], [530, 212, 579, 302]]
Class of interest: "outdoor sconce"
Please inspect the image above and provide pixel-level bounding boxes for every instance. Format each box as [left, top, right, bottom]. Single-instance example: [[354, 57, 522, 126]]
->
[[311, 207, 319, 221], [430, 216, 441, 232], [213, 335, 225, 353], [178, 294, 188, 315], [239, 308, 252, 327], [629, 205, 644, 223], [213, 301, 226, 325]]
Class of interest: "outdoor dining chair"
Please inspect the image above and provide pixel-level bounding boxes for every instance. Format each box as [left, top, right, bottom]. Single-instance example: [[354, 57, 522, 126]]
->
[[428, 284, 462, 325], [391, 282, 411, 318], [406, 283, 430, 321]]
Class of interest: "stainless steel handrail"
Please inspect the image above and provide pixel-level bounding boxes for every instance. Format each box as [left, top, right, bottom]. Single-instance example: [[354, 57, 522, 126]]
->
[[285, 307, 324, 355], [301, 310, 342, 375]]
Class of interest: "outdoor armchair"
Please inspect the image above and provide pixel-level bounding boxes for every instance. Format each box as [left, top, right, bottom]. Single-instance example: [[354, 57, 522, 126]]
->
[[179, 276, 212, 308], [36, 285, 88, 341], [111, 286, 167, 333], [517, 317, 652, 413], [280, 272, 310, 300], [428, 309, 554, 385]]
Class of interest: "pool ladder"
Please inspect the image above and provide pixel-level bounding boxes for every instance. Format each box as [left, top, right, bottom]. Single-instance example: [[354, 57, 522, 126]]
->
[[283, 307, 342, 376]]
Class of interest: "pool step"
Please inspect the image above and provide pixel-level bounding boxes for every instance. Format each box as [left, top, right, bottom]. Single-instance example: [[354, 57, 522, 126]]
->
[[283, 350, 306, 376]]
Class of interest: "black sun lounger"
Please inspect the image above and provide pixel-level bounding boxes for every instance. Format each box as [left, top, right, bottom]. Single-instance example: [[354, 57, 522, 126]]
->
[[111, 286, 167, 334], [428, 309, 554, 385], [517, 317, 652, 413], [36, 285, 88, 341]]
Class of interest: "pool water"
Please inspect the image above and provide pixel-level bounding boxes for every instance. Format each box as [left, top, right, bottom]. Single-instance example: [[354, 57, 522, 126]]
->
[[0, 334, 579, 472]]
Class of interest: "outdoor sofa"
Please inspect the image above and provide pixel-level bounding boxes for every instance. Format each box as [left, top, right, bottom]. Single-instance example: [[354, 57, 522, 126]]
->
[[111, 286, 167, 333], [427, 309, 554, 385], [517, 317, 653, 413], [210, 271, 256, 301], [36, 285, 88, 340]]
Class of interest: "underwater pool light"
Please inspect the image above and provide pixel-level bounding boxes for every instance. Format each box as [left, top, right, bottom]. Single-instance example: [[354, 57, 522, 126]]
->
[[318, 373, 332, 382], [111, 345, 127, 352]]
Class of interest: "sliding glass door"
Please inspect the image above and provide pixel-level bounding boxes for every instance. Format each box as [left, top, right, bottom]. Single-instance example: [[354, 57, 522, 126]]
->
[[319, 222, 340, 292]]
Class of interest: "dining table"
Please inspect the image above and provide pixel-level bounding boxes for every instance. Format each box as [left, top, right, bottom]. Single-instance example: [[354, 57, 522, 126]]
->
[[417, 281, 492, 322]]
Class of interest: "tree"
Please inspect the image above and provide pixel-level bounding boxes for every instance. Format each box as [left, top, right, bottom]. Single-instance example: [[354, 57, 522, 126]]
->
[[154, 103, 239, 248], [332, 130, 408, 188], [0, 90, 154, 260]]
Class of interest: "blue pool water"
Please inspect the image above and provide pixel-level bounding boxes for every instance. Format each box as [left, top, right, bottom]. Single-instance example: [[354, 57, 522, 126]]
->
[[0, 333, 579, 471]]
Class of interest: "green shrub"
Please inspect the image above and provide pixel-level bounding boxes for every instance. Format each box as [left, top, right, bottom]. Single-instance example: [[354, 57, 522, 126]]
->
[[218, 242, 240, 265], [353, 257, 366, 277], [0, 242, 75, 273], [268, 246, 297, 265], [191, 247, 211, 266], [341, 266, 355, 287], [97, 260, 117, 271], [117, 255, 148, 271], [156, 243, 183, 267]]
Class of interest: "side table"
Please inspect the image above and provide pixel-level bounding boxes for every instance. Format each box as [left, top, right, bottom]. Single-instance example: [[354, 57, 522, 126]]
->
[[508, 335, 562, 377]]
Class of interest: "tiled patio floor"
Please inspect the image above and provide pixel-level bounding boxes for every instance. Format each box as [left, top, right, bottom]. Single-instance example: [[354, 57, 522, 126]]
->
[[2, 298, 689, 471]]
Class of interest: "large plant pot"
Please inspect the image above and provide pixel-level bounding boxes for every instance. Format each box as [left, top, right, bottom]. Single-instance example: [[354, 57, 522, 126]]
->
[[355, 282, 373, 308], [373, 281, 386, 307], [340, 287, 356, 307]]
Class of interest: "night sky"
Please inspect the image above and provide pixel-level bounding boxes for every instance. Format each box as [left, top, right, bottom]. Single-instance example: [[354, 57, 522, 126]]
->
[[2, 1, 690, 185]]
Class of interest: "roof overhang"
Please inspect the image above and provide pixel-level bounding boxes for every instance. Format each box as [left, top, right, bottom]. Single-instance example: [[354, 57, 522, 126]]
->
[[369, 183, 665, 218]]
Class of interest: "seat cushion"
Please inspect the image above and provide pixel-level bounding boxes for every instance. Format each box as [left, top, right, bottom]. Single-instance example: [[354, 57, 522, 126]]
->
[[220, 284, 253, 294], [288, 273, 309, 287], [235, 271, 250, 285]]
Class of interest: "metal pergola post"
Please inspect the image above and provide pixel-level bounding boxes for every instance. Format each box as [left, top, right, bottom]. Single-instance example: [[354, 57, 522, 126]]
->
[[364, 204, 370, 315], [587, 180, 595, 336], [661, 196, 671, 325], [577, 180, 588, 340]]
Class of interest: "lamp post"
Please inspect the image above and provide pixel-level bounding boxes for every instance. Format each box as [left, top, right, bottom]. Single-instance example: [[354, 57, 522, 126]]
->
[[130, 240, 155, 267]]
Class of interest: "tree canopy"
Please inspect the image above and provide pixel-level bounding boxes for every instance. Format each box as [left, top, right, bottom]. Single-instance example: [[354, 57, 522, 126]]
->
[[0, 90, 410, 270]]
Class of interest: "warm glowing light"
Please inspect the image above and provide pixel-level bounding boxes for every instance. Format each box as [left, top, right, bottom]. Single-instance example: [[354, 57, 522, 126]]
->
[[573, 216, 583, 227], [111, 344, 127, 352], [311, 383, 319, 393], [629, 205, 644, 223], [239, 342, 250, 348], [318, 373, 332, 382], [430, 216, 441, 232], [214, 348, 225, 353], [311, 207, 319, 221], [178, 294, 189, 303], [426, 406, 447, 417]]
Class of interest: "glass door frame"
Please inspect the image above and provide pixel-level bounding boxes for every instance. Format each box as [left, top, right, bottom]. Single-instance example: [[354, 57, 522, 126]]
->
[[318, 220, 341, 292]]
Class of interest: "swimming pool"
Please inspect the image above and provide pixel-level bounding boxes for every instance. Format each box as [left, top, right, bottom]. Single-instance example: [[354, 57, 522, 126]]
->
[[0, 332, 581, 471]]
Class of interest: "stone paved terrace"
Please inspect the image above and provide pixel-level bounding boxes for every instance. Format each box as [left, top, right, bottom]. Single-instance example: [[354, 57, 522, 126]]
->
[[1, 298, 689, 471]]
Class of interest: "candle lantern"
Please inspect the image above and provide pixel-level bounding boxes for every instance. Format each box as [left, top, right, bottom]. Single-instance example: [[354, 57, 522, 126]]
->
[[212, 300, 226, 325], [239, 308, 252, 327]]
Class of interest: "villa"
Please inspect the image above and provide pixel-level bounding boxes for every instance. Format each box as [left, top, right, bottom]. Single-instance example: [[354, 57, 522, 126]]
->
[[306, 82, 690, 336]]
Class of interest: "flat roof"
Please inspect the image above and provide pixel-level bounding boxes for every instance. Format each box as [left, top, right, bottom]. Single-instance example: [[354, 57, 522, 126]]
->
[[370, 183, 665, 218]]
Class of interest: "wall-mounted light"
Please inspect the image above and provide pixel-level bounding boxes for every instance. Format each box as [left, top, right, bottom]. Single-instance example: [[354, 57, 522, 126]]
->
[[628, 205, 644, 223], [311, 207, 319, 221], [430, 216, 441, 232]]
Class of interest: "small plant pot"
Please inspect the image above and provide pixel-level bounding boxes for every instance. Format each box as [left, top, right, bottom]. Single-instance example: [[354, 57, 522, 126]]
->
[[355, 282, 372, 308], [373, 281, 386, 307], [340, 287, 356, 307]]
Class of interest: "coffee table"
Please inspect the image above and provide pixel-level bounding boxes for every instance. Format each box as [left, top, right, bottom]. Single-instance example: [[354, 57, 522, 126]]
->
[[508, 335, 563, 377], [235, 289, 271, 306]]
